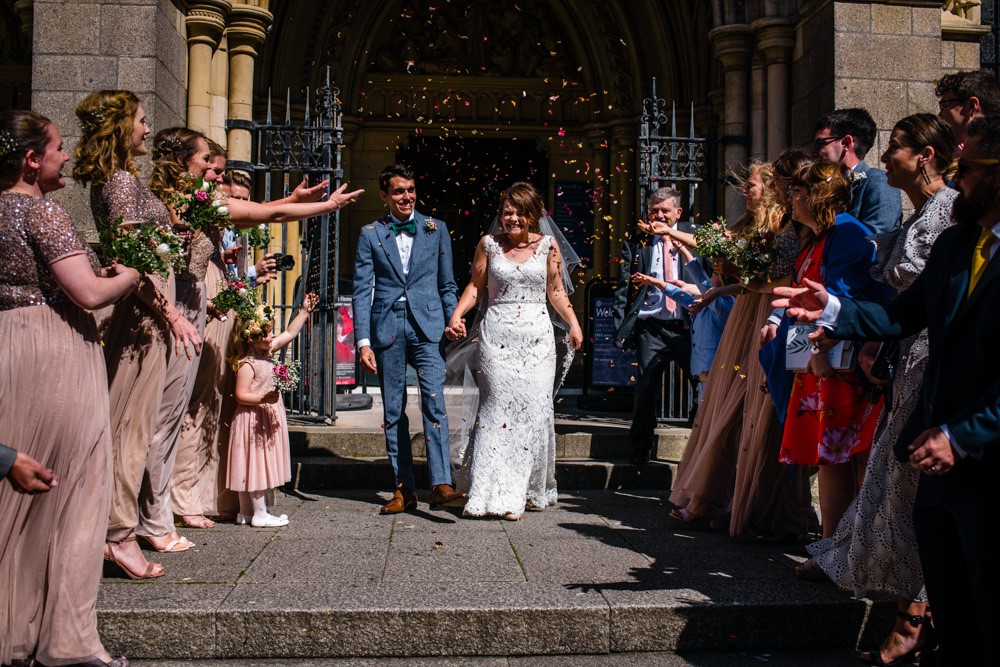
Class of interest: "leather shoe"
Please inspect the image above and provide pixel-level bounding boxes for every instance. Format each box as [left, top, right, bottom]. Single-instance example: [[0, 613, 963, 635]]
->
[[428, 484, 467, 510], [380, 486, 417, 514]]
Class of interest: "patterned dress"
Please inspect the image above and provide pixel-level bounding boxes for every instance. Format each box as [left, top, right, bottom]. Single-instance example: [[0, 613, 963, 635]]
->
[[808, 187, 957, 599], [0, 193, 112, 665]]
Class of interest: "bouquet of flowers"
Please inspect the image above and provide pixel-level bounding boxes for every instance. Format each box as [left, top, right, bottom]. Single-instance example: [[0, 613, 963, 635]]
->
[[243, 224, 272, 250], [272, 360, 300, 393], [211, 278, 260, 322], [692, 217, 734, 259], [729, 227, 781, 285], [97, 216, 182, 279], [172, 176, 230, 233]]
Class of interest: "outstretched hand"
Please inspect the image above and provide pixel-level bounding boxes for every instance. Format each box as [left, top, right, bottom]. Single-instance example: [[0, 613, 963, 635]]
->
[[289, 177, 331, 203], [328, 183, 365, 211], [301, 292, 319, 313], [771, 279, 829, 322]]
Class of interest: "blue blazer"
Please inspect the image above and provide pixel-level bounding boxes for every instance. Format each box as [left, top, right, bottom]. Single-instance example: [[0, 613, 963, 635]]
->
[[352, 211, 459, 349], [848, 162, 902, 235]]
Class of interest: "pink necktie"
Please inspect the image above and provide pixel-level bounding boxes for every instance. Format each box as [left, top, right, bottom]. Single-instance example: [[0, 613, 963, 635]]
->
[[662, 238, 677, 312]]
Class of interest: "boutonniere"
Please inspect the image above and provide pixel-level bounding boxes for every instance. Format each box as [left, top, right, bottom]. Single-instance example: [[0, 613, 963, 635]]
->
[[848, 169, 867, 183], [424, 218, 438, 233]]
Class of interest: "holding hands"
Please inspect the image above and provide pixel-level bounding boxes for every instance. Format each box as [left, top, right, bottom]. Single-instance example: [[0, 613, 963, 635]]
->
[[445, 315, 466, 341]]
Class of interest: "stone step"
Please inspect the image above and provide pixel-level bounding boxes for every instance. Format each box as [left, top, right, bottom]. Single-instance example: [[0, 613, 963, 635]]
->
[[289, 425, 690, 462], [97, 491, 894, 661], [289, 457, 675, 491]]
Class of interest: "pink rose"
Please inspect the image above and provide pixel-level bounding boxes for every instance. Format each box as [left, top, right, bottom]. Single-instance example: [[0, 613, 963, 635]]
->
[[195, 190, 210, 202]]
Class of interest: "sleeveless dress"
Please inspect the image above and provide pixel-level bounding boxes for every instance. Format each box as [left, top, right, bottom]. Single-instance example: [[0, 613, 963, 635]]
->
[[91, 170, 175, 542], [808, 186, 957, 599], [0, 193, 112, 665], [227, 356, 292, 493], [459, 235, 560, 516], [780, 238, 883, 465]]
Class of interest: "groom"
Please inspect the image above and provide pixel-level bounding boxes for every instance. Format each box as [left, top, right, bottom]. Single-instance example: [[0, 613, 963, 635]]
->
[[352, 163, 465, 514]]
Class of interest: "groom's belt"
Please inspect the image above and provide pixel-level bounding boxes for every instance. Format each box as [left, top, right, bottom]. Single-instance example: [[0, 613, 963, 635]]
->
[[390, 299, 409, 311]]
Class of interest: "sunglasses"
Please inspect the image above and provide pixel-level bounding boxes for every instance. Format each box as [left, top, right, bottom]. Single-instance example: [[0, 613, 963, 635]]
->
[[955, 158, 1000, 178], [812, 135, 844, 151], [938, 97, 967, 112]]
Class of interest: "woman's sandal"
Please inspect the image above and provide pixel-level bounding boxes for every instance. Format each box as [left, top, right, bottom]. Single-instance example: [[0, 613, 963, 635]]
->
[[858, 612, 934, 666], [502, 512, 522, 521], [794, 557, 829, 581], [139, 533, 194, 553], [178, 514, 215, 529], [103, 538, 164, 580], [667, 508, 713, 530]]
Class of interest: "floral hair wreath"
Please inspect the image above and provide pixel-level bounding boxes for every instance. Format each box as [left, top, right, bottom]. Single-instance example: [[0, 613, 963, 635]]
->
[[152, 136, 183, 160], [0, 129, 19, 159], [241, 303, 274, 339], [78, 106, 108, 134]]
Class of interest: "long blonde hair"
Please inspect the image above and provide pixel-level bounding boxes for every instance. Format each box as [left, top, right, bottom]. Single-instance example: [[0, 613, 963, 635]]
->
[[730, 161, 784, 236], [72, 90, 141, 186], [148, 127, 206, 200]]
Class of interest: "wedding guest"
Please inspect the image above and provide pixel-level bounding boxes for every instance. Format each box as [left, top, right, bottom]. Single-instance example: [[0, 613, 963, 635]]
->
[[1, 444, 57, 494], [805, 114, 956, 665], [614, 187, 700, 465], [935, 69, 1000, 157], [1, 109, 140, 667], [447, 183, 582, 519], [774, 115, 1000, 667], [779, 162, 893, 567], [146, 128, 361, 540], [666, 159, 805, 534], [813, 108, 902, 234], [73, 90, 199, 575]]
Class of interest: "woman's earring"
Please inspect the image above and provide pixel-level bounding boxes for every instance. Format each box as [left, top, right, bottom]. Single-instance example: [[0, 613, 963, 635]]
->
[[919, 161, 932, 185]]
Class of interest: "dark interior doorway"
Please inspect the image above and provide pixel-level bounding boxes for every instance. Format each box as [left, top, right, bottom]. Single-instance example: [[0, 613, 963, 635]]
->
[[397, 136, 548, 287]]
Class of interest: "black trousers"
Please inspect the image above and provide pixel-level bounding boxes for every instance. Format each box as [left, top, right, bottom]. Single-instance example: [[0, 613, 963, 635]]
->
[[629, 318, 694, 452]]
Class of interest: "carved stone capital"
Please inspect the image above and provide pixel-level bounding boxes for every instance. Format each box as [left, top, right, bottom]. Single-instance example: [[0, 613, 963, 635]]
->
[[226, 3, 273, 58], [185, 0, 230, 48], [751, 18, 795, 64], [12, 0, 33, 40], [708, 24, 753, 72]]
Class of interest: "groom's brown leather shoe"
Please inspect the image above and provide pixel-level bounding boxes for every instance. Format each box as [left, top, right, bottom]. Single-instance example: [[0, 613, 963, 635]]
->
[[380, 486, 417, 514], [428, 484, 467, 510]]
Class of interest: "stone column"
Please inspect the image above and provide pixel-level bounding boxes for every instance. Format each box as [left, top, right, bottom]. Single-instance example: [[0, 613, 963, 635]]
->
[[209, 34, 229, 146], [753, 18, 795, 159], [225, 2, 272, 168], [585, 123, 611, 279], [609, 119, 636, 276], [708, 24, 753, 221], [750, 56, 767, 162], [185, 0, 229, 134]]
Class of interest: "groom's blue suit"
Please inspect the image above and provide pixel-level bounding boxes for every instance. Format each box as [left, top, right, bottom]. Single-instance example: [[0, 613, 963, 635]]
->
[[352, 211, 459, 490]]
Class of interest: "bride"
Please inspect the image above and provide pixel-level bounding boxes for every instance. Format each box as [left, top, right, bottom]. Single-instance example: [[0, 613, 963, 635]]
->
[[446, 182, 583, 520]]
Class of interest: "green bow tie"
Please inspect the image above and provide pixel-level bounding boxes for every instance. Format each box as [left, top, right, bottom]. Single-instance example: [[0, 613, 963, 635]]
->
[[390, 219, 416, 236]]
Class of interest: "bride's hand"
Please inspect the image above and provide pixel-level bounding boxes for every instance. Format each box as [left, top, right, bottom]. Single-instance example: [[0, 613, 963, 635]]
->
[[446, 316, 466, 340], [567, 322, 583, 350]]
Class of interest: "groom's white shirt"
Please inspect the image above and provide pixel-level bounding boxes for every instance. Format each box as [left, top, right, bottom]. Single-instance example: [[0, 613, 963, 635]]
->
[[357, 212, 416, 350]]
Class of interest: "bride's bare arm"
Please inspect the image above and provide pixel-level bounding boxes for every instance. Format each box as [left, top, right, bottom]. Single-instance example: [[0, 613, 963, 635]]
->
[[546, 243, 583, 349], [448, 237, 489, 338]]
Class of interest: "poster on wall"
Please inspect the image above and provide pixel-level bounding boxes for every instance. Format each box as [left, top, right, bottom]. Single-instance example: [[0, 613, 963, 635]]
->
[[589, 293, 636, 388], [553, 181, 594, 266], [334, 301, 356, 386]]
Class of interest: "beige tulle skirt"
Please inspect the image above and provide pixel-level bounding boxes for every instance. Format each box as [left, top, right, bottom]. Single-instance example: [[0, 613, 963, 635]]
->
[[227, 399, 292, 493], [0, 303, 111, 665], [669, 292, 767, 516], [172, 260, 239, 516]]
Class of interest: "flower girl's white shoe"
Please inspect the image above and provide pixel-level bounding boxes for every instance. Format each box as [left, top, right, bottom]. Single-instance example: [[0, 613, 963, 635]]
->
[[250, 512, 289, 527]]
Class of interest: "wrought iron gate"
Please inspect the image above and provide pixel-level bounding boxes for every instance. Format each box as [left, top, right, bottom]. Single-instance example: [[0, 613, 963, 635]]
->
[[637, 77, 711, 423], [226, 68, 346, 422]]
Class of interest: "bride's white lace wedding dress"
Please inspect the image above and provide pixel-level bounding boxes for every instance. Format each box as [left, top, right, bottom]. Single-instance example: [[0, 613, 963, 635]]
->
[[459, 234, 566, 516]]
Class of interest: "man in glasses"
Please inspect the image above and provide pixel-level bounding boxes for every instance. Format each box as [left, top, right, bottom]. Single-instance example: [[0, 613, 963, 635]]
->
[[773, 116, 1000, 666], [812, 108, 902, 233], [935, 69, 1000, 158]]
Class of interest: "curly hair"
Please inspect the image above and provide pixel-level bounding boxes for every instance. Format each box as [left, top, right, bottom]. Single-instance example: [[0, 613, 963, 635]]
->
[[0, 109, 51, 191], [499, 181, 545, 234], [792, 161, 851, 234], [71, 90, 142, 186], [148, 127, 206, 200]]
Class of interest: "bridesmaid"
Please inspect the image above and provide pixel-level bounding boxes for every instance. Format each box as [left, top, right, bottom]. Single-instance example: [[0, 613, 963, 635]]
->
[[807, 114, 955, 665], [73, 90, 201, 575], [143, 127, 363, 543], [0, 109, 140, 667]]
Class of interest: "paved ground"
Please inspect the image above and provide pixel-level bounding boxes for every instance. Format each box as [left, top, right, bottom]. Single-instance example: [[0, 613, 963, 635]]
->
[[100, 489, 889, 661]]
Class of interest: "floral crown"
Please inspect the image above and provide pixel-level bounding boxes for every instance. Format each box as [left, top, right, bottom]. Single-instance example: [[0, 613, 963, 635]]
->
[[152, 136, 182, 160], [0, 129, 19, 159], [240, 303, 274, 339]]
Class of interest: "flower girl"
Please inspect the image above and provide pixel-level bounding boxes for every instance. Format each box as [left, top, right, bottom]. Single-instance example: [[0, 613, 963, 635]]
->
[[227, 293, 317, 527]]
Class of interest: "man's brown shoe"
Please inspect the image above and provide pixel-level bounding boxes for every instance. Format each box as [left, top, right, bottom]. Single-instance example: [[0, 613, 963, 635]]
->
[[380, 486, 417, 514], [428, 484, 468, 510]]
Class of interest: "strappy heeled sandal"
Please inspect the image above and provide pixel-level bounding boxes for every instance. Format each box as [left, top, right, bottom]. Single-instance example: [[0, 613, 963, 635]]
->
[[103, 537, 164, 580], [858, 611, 932, 665]]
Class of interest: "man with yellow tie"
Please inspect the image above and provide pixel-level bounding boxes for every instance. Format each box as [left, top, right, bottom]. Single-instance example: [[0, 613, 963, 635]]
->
[[772, 116, 1000, 666]]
